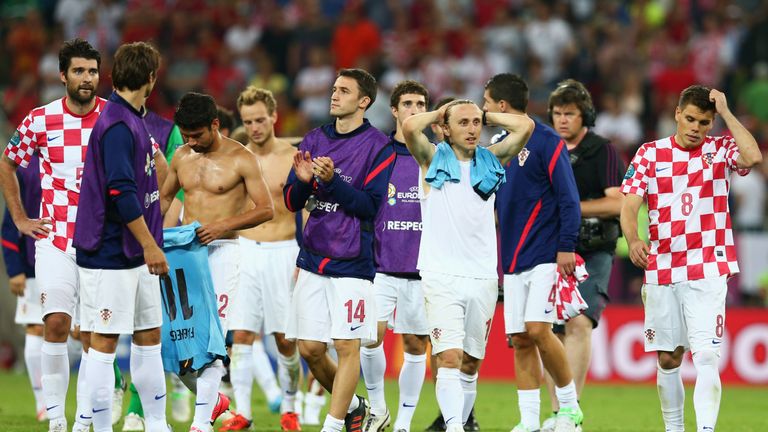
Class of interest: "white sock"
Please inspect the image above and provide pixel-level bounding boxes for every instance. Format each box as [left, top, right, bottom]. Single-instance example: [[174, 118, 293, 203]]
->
[[361, 345, 387, 414], [277, 350, 301, 413], [518, 389, 541, 430], [252, 340, 281, 403], [41, 341, 69, 421], [86, 349, 115, 432], [74, 351, 93, 427], [555, 380, 578, 410], [24, 334, 44, 412], [321, 414, 344, 432], [191, 360, 225, 430], [131, 343, 168, 430], [230, 343, 254, 419], [693, 351, 721, 431], [436, 368, 463, 426], [394, 352, 426, 430], [347, 394, 360, 413], [657, 364, 685, 432], [459, 372, 478, 425]]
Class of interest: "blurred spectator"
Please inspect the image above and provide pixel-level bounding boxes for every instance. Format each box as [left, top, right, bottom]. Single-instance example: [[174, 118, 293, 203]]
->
[[689, 13, 727, 88], [5, 11, 46, 81], [331, 0, 381, 69], [288, 0, 333, 75], [2, 75, 39, 128], [164, 42, 207, 101], [482, 8, 527, 76], [74, 8, 120, 55], [55, 0, 94, 38], [293, 46, 335, 128], [205, 47, 246, 111], [594, 92, 643, 156], [249, 54, 289, 100], [739, 62, 768, 126], [38, 37, 64, 103], [225, 12, 262, 78], [731, 165, 767, 232], [524, 0, 576, 84]]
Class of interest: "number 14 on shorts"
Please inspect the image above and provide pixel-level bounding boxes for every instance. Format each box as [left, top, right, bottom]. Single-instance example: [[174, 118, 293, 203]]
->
[[344, 299, 365, 328]]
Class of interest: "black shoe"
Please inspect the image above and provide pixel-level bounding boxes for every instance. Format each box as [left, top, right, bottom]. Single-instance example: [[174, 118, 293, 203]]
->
[[463, 407, 479, 431], [344, 395, 370, 432], [425, 412, 447, 431]]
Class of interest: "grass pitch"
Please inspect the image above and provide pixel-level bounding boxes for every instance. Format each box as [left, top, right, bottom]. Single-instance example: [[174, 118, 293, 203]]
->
[[0, 371, 765, 431]]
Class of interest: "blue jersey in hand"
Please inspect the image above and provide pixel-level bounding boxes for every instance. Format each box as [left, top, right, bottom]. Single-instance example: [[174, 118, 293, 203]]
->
[[160, 222, 227, 374]]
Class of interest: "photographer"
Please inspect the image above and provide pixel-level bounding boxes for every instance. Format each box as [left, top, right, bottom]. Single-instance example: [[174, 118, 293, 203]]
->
[[541, 79, 625, 431]]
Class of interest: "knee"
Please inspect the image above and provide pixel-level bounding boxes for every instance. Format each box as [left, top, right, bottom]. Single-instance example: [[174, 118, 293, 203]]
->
[[333, 339, 360, 358], [232, 330, 256, 345], [43, 313, 70, 341], [658, 350, 684, 370], [525, 323, 554, 343], [460, 355, 481, 375], [402, 334, 428, 355], [509, 333, 535, 351], [298, 341, 326, 363], [566, 315, 594, 338], [692, 350, 719, 368], [436, 349, 462, 369], [274, 333, 296, 355]]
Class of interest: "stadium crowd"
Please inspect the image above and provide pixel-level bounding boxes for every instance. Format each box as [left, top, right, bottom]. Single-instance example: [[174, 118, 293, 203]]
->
[[3, 1, 768, 324], [5, 0, 766, 305]]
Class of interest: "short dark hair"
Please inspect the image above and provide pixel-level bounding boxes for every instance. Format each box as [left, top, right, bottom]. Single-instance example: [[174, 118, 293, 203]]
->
[[338, 68, 377, 110], [174, 92, 218, 131], [484, 73, 528, 112], [547, 79, 596, 127], [59, 38, 101, 73], [111, 42, 160, 91], [432, 96, 456, 111], [217, 106, 235, 132], [390, 80, 430, 108], [678, 85, 715, 113]]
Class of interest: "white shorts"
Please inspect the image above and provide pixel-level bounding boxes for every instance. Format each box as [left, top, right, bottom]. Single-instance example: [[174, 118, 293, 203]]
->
[[14, 277, 43, 325], [79, 265, 163, 334], [503, 263, 558, 334], [229, 238, 299, 335], [285, 269, 377, 346], [373, 273, 429, 335], [207, 239, 240, 333], [642, 275, 727, 354], [36, 242, 79, 320], [421, 271, 497, 359]]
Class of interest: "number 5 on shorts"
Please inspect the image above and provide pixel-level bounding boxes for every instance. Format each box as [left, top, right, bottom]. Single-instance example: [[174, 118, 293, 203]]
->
[[344, 299, 365, 323]]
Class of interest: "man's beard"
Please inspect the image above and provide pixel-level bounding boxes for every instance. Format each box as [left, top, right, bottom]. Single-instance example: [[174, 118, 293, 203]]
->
[[66, 83, 96, 105]]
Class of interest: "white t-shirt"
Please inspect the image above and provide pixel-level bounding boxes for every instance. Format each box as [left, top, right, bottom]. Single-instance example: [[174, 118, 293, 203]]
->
[[417, 161, 498, 279]]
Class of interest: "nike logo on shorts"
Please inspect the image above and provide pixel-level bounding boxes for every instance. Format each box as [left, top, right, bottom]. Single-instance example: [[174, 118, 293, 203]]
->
[[350, 325, 363, 331], [544, 308, 553, 314], [711, 339, 722, 345], [154, 393, 166, 400]]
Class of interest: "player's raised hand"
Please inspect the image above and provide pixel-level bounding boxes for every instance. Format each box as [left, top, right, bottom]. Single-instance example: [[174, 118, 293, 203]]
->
[[144, 243, 169, 275], [312, 156, 335, 182], [17, 217, 52, 239], [293, 150, 313, 183], [556, 251, 576, 277], [9, 274, 26, 296], [709, 89, 730, 115], [628, 238, 649, 269]]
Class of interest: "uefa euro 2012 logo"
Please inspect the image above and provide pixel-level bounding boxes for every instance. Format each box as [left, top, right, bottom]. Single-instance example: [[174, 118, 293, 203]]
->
[[387, 183, 397, 206]]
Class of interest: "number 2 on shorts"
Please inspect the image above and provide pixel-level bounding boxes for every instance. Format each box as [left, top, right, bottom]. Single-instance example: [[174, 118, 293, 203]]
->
[[344, 299, 365, 323]]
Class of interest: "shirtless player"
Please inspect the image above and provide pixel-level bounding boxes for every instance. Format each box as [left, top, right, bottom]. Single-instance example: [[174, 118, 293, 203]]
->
[[223, 86, 304, 431], [159, 92, 274, 432]]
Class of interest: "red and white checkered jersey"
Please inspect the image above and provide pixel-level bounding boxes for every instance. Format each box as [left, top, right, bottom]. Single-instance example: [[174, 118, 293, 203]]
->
[[4, 97, 107, 254], [621, 135, 749, 285]]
